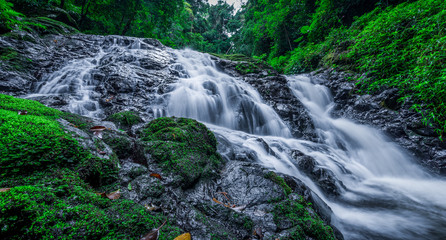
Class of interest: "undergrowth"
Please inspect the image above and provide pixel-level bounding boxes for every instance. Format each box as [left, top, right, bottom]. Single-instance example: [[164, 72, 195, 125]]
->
[[274, 0, 446, 139]]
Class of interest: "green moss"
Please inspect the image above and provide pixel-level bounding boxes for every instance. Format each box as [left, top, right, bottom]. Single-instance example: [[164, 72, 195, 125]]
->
[[280, 0, 446, 138], [0, 95, 117, 185], [0, 183, 181, 239], [0, 94, 61, 117], [0, 95, 182, 239], [265, 171, 292, 196], [103, 135, 133, 159], [106, 111, 142, 129], [141, 117, 223, 187], [272, 195, 336, 240]]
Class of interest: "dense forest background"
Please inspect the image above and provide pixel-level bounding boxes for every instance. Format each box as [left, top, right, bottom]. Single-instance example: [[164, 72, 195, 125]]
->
[[1, 0, 445, 137]]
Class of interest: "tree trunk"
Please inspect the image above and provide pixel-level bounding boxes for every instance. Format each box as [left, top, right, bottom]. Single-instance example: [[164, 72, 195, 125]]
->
[[284, 25, 293, 51]]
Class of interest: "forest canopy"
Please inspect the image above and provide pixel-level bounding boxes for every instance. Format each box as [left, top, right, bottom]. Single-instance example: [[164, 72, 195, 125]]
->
[[1, 0, 445, 136]]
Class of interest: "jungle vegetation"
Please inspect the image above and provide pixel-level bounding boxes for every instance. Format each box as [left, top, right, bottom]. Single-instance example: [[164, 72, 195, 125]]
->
[[0, 0, 445, 136]]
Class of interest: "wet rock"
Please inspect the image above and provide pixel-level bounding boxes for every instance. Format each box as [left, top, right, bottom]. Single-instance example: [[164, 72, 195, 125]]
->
[[243, 75, 316, 140], [292, 150, 344, 196], [312, 68, 446, 175]]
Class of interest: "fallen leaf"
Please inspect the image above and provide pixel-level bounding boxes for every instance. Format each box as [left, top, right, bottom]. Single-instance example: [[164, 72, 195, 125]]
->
[[90, 126, 106, 139], [0, 188, 11, 192], [140, 229, 158, 240], [173, 232, 191, 240], [140, 220, 167, 240], [90, 126, 106, 131], [150, 173, 162, 180], [98, 150, 107, 155], [231, 205, 247, 212], [106, 189, 121, 200], [95, 192, 107, 198], [105, 95, 115, 102]]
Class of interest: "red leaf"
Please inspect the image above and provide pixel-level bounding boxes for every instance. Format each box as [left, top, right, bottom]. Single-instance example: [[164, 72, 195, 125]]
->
[[0, 188, 11, 192], [95, 192, 107, 198], [90, 126, 106, 131], [150, 173, 162, 180], [106, 189, 121, 200]]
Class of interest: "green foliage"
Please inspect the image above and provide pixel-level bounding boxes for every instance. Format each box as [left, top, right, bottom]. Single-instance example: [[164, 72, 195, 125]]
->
[[141, 117, 223, 187], [0, 0, 25, 33], [346, 0, 446, 137], [265, 171, 292, 195], [272, 194, 336, 240], [236, 0, 445, 138]]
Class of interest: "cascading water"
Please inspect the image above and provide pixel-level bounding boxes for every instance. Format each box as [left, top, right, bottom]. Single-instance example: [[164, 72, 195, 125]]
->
[[166, 49, 291, 137], [163, 50, 446, 239], [30, 39, 446, 239], [29, 50, 107, 118], [287, 75, 446, 239]]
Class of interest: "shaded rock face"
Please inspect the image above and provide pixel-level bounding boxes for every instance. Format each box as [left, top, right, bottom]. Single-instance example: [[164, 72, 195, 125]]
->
[[0, 32, 176, 120], [111, 118, 339, 240], [291, 150, 345, 196], [213, 57, 316, 140], [311, 68, 446, 175]]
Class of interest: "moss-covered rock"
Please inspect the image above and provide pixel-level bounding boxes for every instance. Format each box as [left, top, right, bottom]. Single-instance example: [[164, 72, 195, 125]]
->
[[141, 117, 223, 188], [106, 111, 142, 129], [0, 182, 181, 239], [272, 194, 336, 240], [265, 171, 293, 196], [0, 94, 182, 239]]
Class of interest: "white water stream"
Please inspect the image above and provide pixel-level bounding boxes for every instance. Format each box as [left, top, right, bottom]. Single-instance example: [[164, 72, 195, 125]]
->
[[166, 50, 446, 240], [30, 41, 446, 239]]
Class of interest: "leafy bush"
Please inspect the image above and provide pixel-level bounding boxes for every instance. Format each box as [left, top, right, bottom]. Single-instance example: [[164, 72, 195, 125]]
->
[[347, 0, 446, 137], [0, 0, 24, 33], [282, 0, 446, 138]]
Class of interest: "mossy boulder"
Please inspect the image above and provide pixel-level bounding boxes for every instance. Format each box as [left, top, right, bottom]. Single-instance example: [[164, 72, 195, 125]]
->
[[0, 180, 181, 239], [0, 94, 117, 185], [106, 111, 142, 129], [141, 117, 223, 188], [273, 194, 336, 240], [0, 94, 182, 239]]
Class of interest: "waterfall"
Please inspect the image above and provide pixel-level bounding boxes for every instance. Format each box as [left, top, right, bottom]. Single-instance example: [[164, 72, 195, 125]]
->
[[164, 50, 446, 239], [166, 49, 291, 137], [29, 39, 446, 239]]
